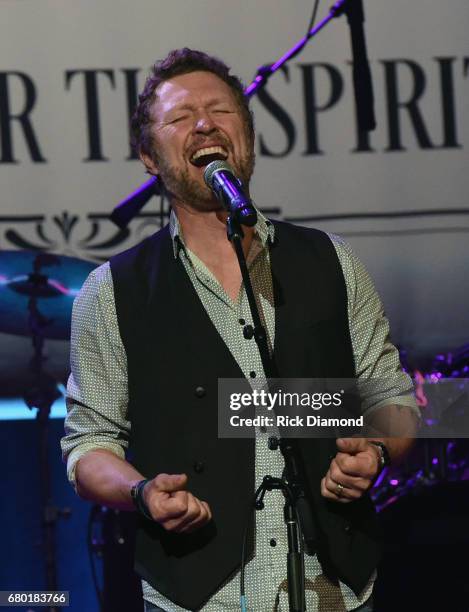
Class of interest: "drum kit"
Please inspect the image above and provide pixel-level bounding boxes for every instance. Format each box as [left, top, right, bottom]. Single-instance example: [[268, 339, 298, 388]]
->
[[0, 249, 97, 607], [371, 346, 469, 511], [0, 249, 97, 407]]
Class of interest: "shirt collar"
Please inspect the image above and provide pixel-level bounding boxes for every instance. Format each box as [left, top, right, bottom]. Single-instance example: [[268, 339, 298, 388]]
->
[[169, 206, 275, 259]]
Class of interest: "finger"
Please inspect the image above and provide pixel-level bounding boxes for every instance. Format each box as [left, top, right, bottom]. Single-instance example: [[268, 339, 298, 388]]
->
[[329, 459, 373, 491], [201, 501, 212, 522], [153, 473, 188, 493], [335, 451, 379, 479], [320, 476, 351, 504], [176, 498, 212, 533], [164, 493, 199, 533], [323, 471, 362, 501], [166, 495, 207, 533], [336, 437, 369, 455], [152, 490, 189, 522], [329, 453, 378, 485]]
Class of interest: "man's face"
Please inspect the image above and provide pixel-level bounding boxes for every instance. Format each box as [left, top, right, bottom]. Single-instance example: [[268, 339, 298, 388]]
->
[[141, 70, 255, 211]]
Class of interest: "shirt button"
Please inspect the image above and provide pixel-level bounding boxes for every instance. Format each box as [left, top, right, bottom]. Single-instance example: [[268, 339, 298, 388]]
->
[[270, 539, 277, 547], [195, 386, 206, 398], [239, 318, 245, 325], [250, 371, 256, 378]]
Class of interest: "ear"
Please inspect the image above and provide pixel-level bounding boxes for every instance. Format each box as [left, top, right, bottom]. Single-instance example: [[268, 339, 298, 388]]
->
[[140, 151, 159, 176]]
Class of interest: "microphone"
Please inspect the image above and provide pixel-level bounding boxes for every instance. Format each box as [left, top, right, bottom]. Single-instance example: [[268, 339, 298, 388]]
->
[[204, 160, 258, 227]]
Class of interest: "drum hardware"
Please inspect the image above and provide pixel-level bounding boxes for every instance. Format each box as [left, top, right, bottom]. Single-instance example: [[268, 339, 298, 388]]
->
[[0, 250, 96, 610], [0, 250, 96, 340], [88, 505, 143, 612], [372, 345, 469, 512]]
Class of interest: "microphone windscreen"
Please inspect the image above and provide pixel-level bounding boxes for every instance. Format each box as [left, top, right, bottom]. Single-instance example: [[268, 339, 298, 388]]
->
[[203, 160, 234, 187]]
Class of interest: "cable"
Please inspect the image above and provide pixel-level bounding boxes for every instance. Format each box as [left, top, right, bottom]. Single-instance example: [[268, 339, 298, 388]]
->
[[240, 480, 266, 611], [306, 0, 321, 37], [294, 506, 306, 611], [87, 505, 105, 612], [281, 0, 322, 66]]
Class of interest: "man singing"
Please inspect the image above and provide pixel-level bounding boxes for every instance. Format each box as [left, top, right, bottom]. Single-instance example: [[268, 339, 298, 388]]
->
[[62, 48, 418, 611]]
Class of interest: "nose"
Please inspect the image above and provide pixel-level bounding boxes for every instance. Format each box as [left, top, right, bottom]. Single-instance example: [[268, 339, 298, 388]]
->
[[194, 110, 216, 133]]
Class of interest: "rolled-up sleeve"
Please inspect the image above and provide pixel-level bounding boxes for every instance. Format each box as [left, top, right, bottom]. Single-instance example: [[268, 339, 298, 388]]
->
[[330, 235, 419, 416], [61, 261, 130, 487]]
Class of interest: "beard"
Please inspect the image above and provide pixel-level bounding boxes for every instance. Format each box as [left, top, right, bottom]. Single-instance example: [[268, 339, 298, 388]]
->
[[152, 137, 255, 213]]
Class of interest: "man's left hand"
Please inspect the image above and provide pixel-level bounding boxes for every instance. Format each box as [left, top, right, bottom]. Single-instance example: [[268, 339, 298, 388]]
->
[[321, 438, 381, 503]]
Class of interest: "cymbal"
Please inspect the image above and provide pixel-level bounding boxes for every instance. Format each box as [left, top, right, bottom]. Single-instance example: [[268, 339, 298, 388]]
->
[[0, 250, 97, 340]]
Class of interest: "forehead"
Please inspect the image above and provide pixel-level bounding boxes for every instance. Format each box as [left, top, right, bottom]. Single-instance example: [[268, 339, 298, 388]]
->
[[152, 71, 238, 118]]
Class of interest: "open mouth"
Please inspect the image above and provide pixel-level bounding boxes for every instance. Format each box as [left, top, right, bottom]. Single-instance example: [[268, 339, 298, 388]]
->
[[190, 146, 228, 168]]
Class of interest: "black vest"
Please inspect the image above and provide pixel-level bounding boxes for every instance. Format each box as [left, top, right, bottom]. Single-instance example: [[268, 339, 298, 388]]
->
[[110, 220, 381, 610]]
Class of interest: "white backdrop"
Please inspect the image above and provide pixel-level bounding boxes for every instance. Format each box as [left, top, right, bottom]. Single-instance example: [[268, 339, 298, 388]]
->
[[1, 0, 468, 397]]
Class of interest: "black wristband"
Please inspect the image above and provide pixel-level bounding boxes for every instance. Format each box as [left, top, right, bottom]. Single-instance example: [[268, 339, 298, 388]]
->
[[369, 440, 391, 471], [131, 479, 153, 521]]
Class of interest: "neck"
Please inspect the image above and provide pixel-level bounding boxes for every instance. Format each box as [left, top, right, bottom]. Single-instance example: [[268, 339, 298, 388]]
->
[[172, 202, 255, 261]]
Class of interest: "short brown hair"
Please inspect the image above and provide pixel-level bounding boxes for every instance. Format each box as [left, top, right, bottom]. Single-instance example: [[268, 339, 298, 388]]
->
[[131, 48, 254, 158]]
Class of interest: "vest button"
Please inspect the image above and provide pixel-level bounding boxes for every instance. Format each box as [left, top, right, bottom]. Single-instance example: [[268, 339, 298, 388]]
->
[[268, 436, 279, 451], [243, 325, 254, 340], [195, 386, 206, 398], [270, 538, 277, 547], [193, 461, 205, 474]]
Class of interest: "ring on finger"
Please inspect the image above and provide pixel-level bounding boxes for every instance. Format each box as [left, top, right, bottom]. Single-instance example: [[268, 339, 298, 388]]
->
[[336, 483, 344, 497]]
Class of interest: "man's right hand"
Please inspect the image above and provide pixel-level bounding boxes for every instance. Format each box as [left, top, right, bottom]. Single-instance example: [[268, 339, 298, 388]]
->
[[142, 473, 212, 533]]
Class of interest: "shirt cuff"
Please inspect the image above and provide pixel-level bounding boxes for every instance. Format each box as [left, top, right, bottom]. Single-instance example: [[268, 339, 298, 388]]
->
[[66, 442, 126, 490]]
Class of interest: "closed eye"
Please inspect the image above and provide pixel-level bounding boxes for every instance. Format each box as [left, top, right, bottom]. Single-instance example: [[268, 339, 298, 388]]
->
[[169, 115, 189, 124]]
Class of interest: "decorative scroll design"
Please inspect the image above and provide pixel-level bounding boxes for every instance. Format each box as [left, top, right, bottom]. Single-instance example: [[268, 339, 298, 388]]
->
[[0, 202, 283, 261]]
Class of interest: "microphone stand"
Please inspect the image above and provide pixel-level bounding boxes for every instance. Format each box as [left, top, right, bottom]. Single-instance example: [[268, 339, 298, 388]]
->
[[227, 214, 314, 611], [111, 0, 370, 229], [254, 476, 305, 612]]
